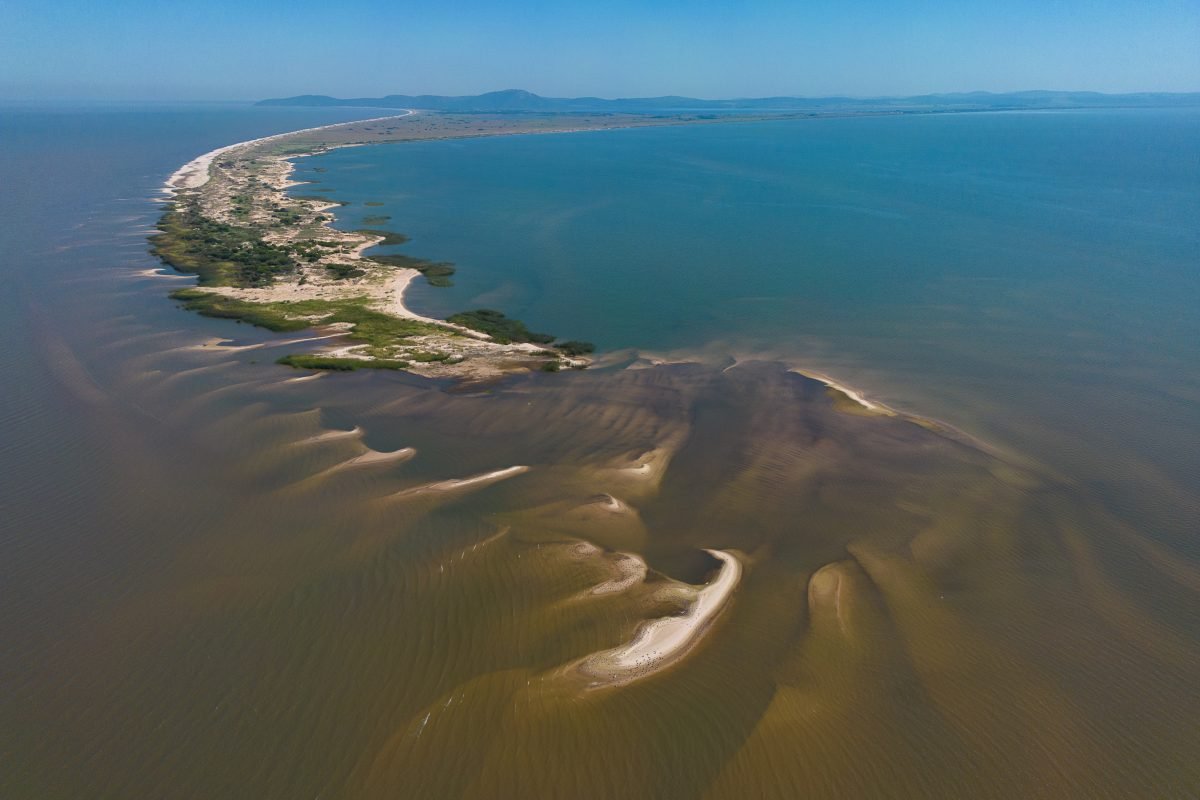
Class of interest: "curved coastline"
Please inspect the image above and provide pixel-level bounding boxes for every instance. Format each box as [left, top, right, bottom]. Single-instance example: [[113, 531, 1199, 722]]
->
[[155, 107, 869, 381], [163, 111, 419, 195], [153, 111, 642, 379]]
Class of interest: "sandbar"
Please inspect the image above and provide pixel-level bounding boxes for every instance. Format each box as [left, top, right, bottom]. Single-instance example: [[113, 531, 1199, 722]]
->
[[577, 549, 741, 686]]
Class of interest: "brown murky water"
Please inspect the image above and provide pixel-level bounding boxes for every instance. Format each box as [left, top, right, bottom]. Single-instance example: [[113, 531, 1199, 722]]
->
[[7, 310, 1198, 798]]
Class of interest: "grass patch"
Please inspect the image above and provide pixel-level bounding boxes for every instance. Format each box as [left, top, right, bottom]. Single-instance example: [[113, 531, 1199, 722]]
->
[[171, 290, 456, 350], [362, 215, 392, 225], [170, 288, 309, 331], [276, 354, 410, 371], [447, 309, 555, 345]]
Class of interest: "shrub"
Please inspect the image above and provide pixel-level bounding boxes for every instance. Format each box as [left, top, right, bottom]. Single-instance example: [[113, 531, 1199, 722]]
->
[[555, 340, 595, 356], [276, 354, 411, 371], [447, 309, 554, 345]]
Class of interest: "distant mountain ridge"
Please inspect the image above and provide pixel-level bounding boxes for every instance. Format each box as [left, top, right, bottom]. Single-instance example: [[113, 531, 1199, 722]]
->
[[257, 88, 1200, 112]]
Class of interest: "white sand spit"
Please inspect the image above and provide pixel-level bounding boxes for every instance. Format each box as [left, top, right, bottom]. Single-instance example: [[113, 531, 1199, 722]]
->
[[578, 549, 741, 686], [390, 465, 530, 499]]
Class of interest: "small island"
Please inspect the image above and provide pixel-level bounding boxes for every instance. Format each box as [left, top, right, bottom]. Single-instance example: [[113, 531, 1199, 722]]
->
[[155, 109, 778, 379]]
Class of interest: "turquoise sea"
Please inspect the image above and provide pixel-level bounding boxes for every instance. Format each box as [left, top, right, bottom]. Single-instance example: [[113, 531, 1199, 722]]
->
[[3, 104, 1199, 797]]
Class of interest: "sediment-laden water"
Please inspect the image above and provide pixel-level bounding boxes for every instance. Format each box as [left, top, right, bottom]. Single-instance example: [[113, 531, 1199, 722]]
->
[[1, 104, 1198, 798]]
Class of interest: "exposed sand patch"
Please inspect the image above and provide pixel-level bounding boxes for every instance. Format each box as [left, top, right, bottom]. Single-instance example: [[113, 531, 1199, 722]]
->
[[184, 332, 348, 354], [328, 447, 416, 472], [389, 465, 530, 499], [132, 267, 192, 279], [576, 549, 741, 686], [621, 449, 670, 479], [294, 426, 362, 445], [282, 372, 327, 383], [590, 552, 648, 596], [789, 369, 895, 415]]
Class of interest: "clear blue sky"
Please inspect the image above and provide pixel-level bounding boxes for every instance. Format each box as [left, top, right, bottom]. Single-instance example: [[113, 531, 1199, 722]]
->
[[2, 0, 1197, 100]]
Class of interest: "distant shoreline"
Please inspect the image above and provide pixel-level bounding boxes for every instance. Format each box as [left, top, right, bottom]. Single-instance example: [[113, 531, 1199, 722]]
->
[[256, 87, 1200, 114]]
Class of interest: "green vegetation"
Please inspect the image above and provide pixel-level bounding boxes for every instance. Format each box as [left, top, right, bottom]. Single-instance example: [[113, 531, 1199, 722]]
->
[[362, 215, 392, 225], [155, 182, 592, 375], [270, 205, 303, 226], [153, 204, 296, 286], [324, 263, 366, 280], [555, 340, 596, 356], [448, 309, 555, 345], [366, 253, 456, 287], [290, 240, 333, 262], [171, 289, 455, 353], [276, 354, 410, 371], [355, 229, 410, 246], [230, 194, 253, 219], [170, 288, 309, 331], [417, 263, 456, 287]]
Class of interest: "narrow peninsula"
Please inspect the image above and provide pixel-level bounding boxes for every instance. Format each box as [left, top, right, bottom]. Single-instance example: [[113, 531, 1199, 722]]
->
[[155, 109, 782, 379]]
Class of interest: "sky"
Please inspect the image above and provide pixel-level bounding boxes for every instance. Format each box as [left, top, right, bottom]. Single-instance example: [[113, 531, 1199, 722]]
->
[[2, 0, 1198, 101]]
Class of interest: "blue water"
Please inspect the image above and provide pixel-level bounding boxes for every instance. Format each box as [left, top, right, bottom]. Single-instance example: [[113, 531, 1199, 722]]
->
[[307, 109, 1200, 540], [311, 111, 1197, 350]]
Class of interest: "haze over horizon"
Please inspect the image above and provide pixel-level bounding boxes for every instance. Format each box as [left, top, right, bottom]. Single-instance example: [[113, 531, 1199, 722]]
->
[[2, 0, 1197, 102]]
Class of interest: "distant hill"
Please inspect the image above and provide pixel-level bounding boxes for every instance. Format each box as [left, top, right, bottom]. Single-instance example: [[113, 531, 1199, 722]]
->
[[257, 88, 1200, 113]]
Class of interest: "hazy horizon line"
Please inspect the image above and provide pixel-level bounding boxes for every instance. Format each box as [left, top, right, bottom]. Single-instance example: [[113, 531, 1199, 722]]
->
[[3, 85, 1199, 106]]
